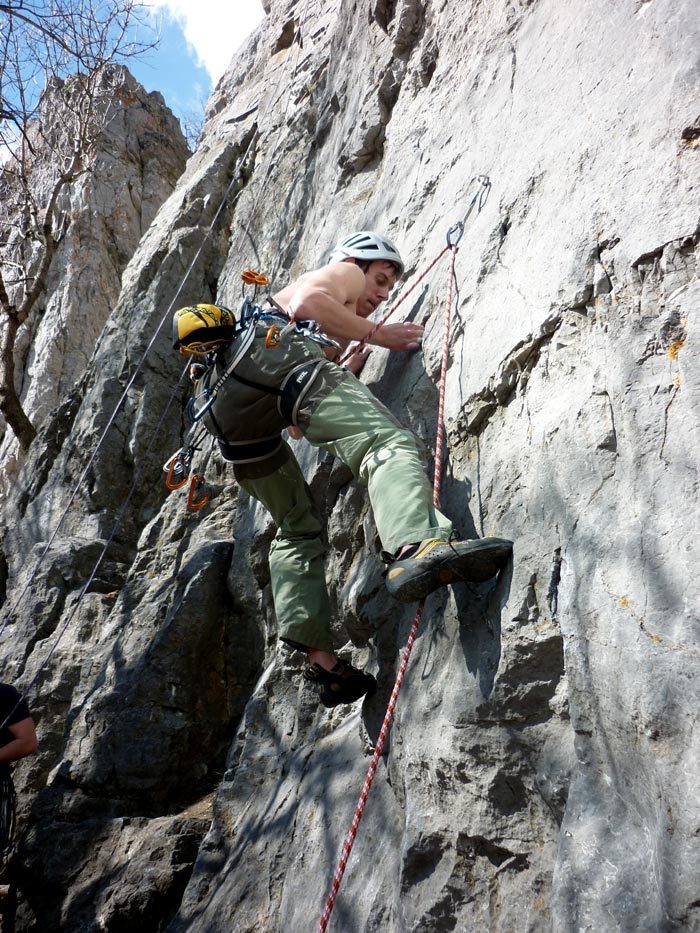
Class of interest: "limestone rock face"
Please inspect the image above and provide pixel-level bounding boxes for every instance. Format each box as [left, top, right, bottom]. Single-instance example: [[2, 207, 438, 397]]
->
[[0, 67, 189, 486], [1, 1, 699, 931]]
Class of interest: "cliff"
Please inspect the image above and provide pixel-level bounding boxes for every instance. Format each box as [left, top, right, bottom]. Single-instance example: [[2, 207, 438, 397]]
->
[[0, 0, 699, 931]]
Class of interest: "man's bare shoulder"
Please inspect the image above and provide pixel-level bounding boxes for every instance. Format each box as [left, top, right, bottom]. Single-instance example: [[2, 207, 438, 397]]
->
[[274, 262, 365, 304]]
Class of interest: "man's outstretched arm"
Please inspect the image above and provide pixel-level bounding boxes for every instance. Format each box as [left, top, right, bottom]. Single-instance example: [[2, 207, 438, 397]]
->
[[285, 264, 423, 351]]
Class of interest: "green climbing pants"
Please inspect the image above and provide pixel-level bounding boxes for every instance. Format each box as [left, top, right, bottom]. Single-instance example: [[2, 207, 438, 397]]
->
[[235, 375, 452, 652]]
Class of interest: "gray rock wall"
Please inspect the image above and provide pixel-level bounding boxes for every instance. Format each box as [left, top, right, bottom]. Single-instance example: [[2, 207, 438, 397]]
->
[[0, 0, 698, 931]]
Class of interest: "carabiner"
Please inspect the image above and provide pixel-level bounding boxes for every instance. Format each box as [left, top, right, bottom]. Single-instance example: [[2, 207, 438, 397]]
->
[[475, 174, 492, 211], [189, 390, 215, 422], [265, 325, 281, 348], [164, 450, 191, 490], [187, 474, 210, 511], [446, 221, 464, 248]]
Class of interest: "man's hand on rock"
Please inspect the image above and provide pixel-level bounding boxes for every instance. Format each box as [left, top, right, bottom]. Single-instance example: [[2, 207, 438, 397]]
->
[[375, 321, 424, 352]]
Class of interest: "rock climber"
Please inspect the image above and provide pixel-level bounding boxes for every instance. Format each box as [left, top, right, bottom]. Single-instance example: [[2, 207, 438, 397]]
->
[[173, 232, 512, 707]]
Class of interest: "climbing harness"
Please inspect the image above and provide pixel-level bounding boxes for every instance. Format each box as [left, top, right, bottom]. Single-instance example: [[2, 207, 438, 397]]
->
[[163, 268, 344, 507], [318, 212, 477, 933]]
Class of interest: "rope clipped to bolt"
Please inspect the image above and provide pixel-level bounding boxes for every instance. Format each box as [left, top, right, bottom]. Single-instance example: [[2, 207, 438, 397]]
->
[[318, 220, 464, 933], [338, 243, 452, 365], [338, 176, 489, 367]]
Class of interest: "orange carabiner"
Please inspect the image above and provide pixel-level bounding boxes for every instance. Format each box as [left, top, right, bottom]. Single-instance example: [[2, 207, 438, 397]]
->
[[265, 325, 281, 348], [241, 269, 270, 286], [165, 452, 190, 490], [187, 474, 210, 511]]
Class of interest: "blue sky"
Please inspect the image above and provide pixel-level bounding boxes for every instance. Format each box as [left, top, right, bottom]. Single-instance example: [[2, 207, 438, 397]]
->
[[129, 1, 265, 138]]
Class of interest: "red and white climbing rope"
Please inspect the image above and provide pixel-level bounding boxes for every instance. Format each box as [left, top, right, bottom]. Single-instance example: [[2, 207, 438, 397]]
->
[[318, 221, 464, 933]]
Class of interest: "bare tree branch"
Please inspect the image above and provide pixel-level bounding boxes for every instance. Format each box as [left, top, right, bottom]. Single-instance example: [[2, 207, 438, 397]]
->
[[0, 0, 157, 451]]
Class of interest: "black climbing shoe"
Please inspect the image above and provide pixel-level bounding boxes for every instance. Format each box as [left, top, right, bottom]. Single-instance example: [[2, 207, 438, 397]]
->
[[304, 659, 377, 708], [385, 537, 512, 602]]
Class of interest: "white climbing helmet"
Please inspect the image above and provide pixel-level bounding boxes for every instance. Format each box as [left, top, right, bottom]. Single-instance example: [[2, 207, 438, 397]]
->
[[328, 231, 404, 276]]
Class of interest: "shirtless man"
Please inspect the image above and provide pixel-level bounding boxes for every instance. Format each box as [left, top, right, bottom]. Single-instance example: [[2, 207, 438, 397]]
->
[[174, 232, 511, 707], [273, 241, 423, 356]]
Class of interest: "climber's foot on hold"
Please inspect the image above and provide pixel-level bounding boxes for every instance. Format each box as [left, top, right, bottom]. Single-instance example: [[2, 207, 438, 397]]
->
[[304, 659, 377, 708], [385, 537, 512, 602]]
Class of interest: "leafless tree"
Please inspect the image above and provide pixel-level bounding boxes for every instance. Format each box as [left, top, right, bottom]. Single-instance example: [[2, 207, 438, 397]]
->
[[0, 1, 156, 451]]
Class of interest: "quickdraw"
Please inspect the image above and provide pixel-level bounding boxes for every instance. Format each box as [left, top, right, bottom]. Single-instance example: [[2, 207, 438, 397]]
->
[[187, 433, 217, 511], [163, 441, 213, 512]]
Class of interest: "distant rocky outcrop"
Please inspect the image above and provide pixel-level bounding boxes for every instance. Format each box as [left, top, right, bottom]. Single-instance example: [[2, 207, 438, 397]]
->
[[0, 67, 189, 488], [1, 1, 699, 931]]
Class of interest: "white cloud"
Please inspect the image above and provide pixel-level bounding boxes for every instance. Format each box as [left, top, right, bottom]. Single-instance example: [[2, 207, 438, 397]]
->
[[149, 0, 265, 84]]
